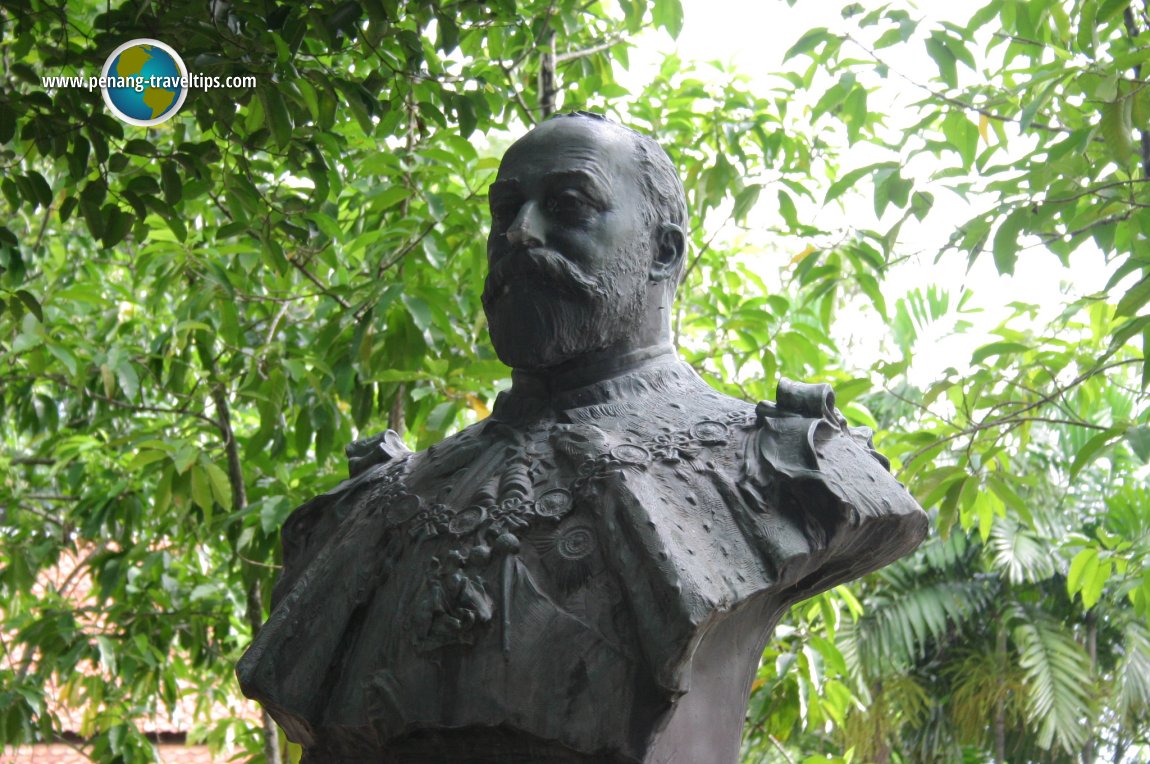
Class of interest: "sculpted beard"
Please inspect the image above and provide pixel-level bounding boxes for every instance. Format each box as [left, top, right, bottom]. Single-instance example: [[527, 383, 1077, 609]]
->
[[482, 247, 647, 369]]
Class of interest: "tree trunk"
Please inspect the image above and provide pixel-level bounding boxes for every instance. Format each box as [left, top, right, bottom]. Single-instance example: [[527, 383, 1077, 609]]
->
[[539, 31, 557, 118], [198, 337, 282, 764], [995, 623, 1007, 764], [246, 580, 283, 764], [389, 383, 406, 436], [1082, 611, 1097, 764]]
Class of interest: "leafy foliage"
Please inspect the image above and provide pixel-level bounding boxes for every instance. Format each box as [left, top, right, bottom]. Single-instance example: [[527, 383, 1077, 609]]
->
[[0, 0, 693, 759], [742, 1, 1150, 761], [1, 0, 1148, 762]]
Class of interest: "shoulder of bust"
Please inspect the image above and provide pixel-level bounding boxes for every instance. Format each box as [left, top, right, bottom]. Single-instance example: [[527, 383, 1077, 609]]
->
[[746, 376, 926, 540], [344, 429, 413, 477], [725, 376, 928, 598], [753, 377, 890, 470]]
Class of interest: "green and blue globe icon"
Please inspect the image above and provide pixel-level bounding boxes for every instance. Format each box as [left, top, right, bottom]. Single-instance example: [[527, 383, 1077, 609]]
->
[[101, 39, 188, 126]]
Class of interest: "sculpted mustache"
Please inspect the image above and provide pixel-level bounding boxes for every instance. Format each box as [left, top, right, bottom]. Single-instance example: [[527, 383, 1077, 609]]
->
[[482, 249, 604, 305]]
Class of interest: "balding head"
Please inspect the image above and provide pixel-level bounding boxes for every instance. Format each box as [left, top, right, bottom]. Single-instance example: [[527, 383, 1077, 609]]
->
[[483, 114, 688, 371]]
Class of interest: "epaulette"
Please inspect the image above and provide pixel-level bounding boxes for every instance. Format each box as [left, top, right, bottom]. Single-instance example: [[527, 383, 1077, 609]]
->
[[345, 429, 412, 477]]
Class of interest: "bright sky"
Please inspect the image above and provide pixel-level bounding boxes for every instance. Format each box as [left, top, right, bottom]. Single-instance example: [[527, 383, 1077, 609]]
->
[[608, 0, 1120, 388]]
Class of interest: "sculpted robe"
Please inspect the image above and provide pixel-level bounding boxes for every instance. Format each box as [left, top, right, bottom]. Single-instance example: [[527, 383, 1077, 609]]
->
[[237, 354, 927, 763]]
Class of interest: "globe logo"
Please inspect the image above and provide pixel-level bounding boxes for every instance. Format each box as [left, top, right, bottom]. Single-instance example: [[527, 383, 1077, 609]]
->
[[101, 39, 188, 126]]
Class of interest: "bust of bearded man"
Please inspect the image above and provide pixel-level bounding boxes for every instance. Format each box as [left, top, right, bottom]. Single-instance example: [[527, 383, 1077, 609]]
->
[[237, 112, 928, 764]]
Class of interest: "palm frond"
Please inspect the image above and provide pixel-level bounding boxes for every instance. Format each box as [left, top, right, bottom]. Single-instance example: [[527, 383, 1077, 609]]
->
[[1010, 604, 1095, 753], [918, 531, 973, 574], [841, 674, 931, 764], [1117, 619, 1150, 720], [847, 576, 996, 673], [945, 648, 1027, 745], [988, 518, 1056, 585]]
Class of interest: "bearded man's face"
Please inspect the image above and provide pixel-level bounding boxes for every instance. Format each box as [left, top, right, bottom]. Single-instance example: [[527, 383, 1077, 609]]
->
[[482, 117, 655, 370]]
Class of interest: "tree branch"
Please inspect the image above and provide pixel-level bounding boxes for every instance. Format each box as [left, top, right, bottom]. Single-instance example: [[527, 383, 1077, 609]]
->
[[11, 457, 56, 466], [899, 358, 1143, 472], [194, 335, 279, 764], [498, 60, 538, 126], [1124, 6, 1150, 177], [846, 34, 1074, 135], [767, 733, 797, 764], [1042, 178, 1150, 205], [194, 337, 246, 513], [554, 34, 625, 63], [84, 388, 221, 429], [287, 254, 351, 309]]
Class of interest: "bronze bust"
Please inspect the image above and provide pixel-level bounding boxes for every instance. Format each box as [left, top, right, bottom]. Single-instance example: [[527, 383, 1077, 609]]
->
[[237, 113, 928, 763]]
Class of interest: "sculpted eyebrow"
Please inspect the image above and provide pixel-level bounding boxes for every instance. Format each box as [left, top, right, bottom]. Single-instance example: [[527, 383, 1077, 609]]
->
[[542, 170, 610, 203], [488, 179, 520, 199]]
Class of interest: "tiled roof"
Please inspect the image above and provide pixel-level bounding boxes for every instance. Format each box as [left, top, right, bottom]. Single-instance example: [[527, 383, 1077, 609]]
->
[[1, 743, 227, 763], [4, 551, 263, 762]]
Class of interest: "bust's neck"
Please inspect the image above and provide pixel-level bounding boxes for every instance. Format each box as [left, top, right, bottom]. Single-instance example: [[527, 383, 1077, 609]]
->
[[509, 342, 677, 398]]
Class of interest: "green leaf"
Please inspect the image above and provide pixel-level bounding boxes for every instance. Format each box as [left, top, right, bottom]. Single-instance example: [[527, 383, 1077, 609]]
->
[[123, 139, 155, 156], [925, 33, 957, 88], [171, 444, 199, 475], [987, 474, 1033, 526], [261, 87, 294, 148], [403, 294, 434, 333], [203, 462, 233, 512], [1115, 272, 1150, 318], [58, 195, 78, 222], [1069, 426, 1125, 479], [13, 289, 42, 322], [1067, 547, 1098, 601], [785, 28, 831, 61], [244, 89, 266, 134], [1019, 74, 1066, 132], [733, 184, 761, 221], [24, 171, 52, 209], [259, 496, 293, 535], [651, 0, 684, 37], [777, 189, 799, 229], [372, 186, 412, 211], [825, 162, 894, 205], [971, 341, 1029, 364], [127, 448, 168, 471], [304, 212, 343, 241], [1125, 426, 1150, 463], [992, 208, 1026, 275], [2, 177, 20, 210], [0, 104, 14, 144], [45, 342, 79, 376], [161, 161, 183, 205], [100, 206, 133, 249], [1144, 326, 1150, 390], [115, 359, 139, 400], [1077, 0, 1099, 55], [975, 491, 995, 543], [189, 465, 213, 512], [1082, 558, 1111, 610], [1100, 97, 1134, 167]]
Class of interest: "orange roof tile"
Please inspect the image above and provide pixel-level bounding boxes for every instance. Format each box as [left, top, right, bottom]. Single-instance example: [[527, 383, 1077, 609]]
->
[[2, 743, 228, 763]]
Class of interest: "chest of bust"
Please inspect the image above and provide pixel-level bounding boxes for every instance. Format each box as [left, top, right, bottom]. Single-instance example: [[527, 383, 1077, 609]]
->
[[312, 401, 762, 760]]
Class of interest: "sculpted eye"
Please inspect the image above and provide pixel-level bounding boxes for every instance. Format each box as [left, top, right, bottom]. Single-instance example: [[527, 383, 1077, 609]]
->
[[546, 191, 594, 220], [490, 198, 521, 226]]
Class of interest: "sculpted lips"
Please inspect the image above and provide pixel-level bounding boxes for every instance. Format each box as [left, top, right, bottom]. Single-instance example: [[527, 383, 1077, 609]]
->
[[481, 247, 604, 307]]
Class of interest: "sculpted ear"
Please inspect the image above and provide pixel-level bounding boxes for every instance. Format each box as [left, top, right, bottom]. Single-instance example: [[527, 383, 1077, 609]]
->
[[650, 223, 685, 283]]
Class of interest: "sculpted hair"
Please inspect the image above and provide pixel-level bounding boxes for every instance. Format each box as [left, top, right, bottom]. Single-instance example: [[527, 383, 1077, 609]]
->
[[554, 112, 690, 275]]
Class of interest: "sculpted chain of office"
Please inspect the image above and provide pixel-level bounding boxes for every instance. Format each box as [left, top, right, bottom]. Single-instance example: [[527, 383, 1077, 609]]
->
[[238, 113, 928, 763]]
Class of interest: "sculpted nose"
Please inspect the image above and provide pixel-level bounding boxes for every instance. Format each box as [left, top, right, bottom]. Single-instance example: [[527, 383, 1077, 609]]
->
[[505, 200, 544, 247]]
